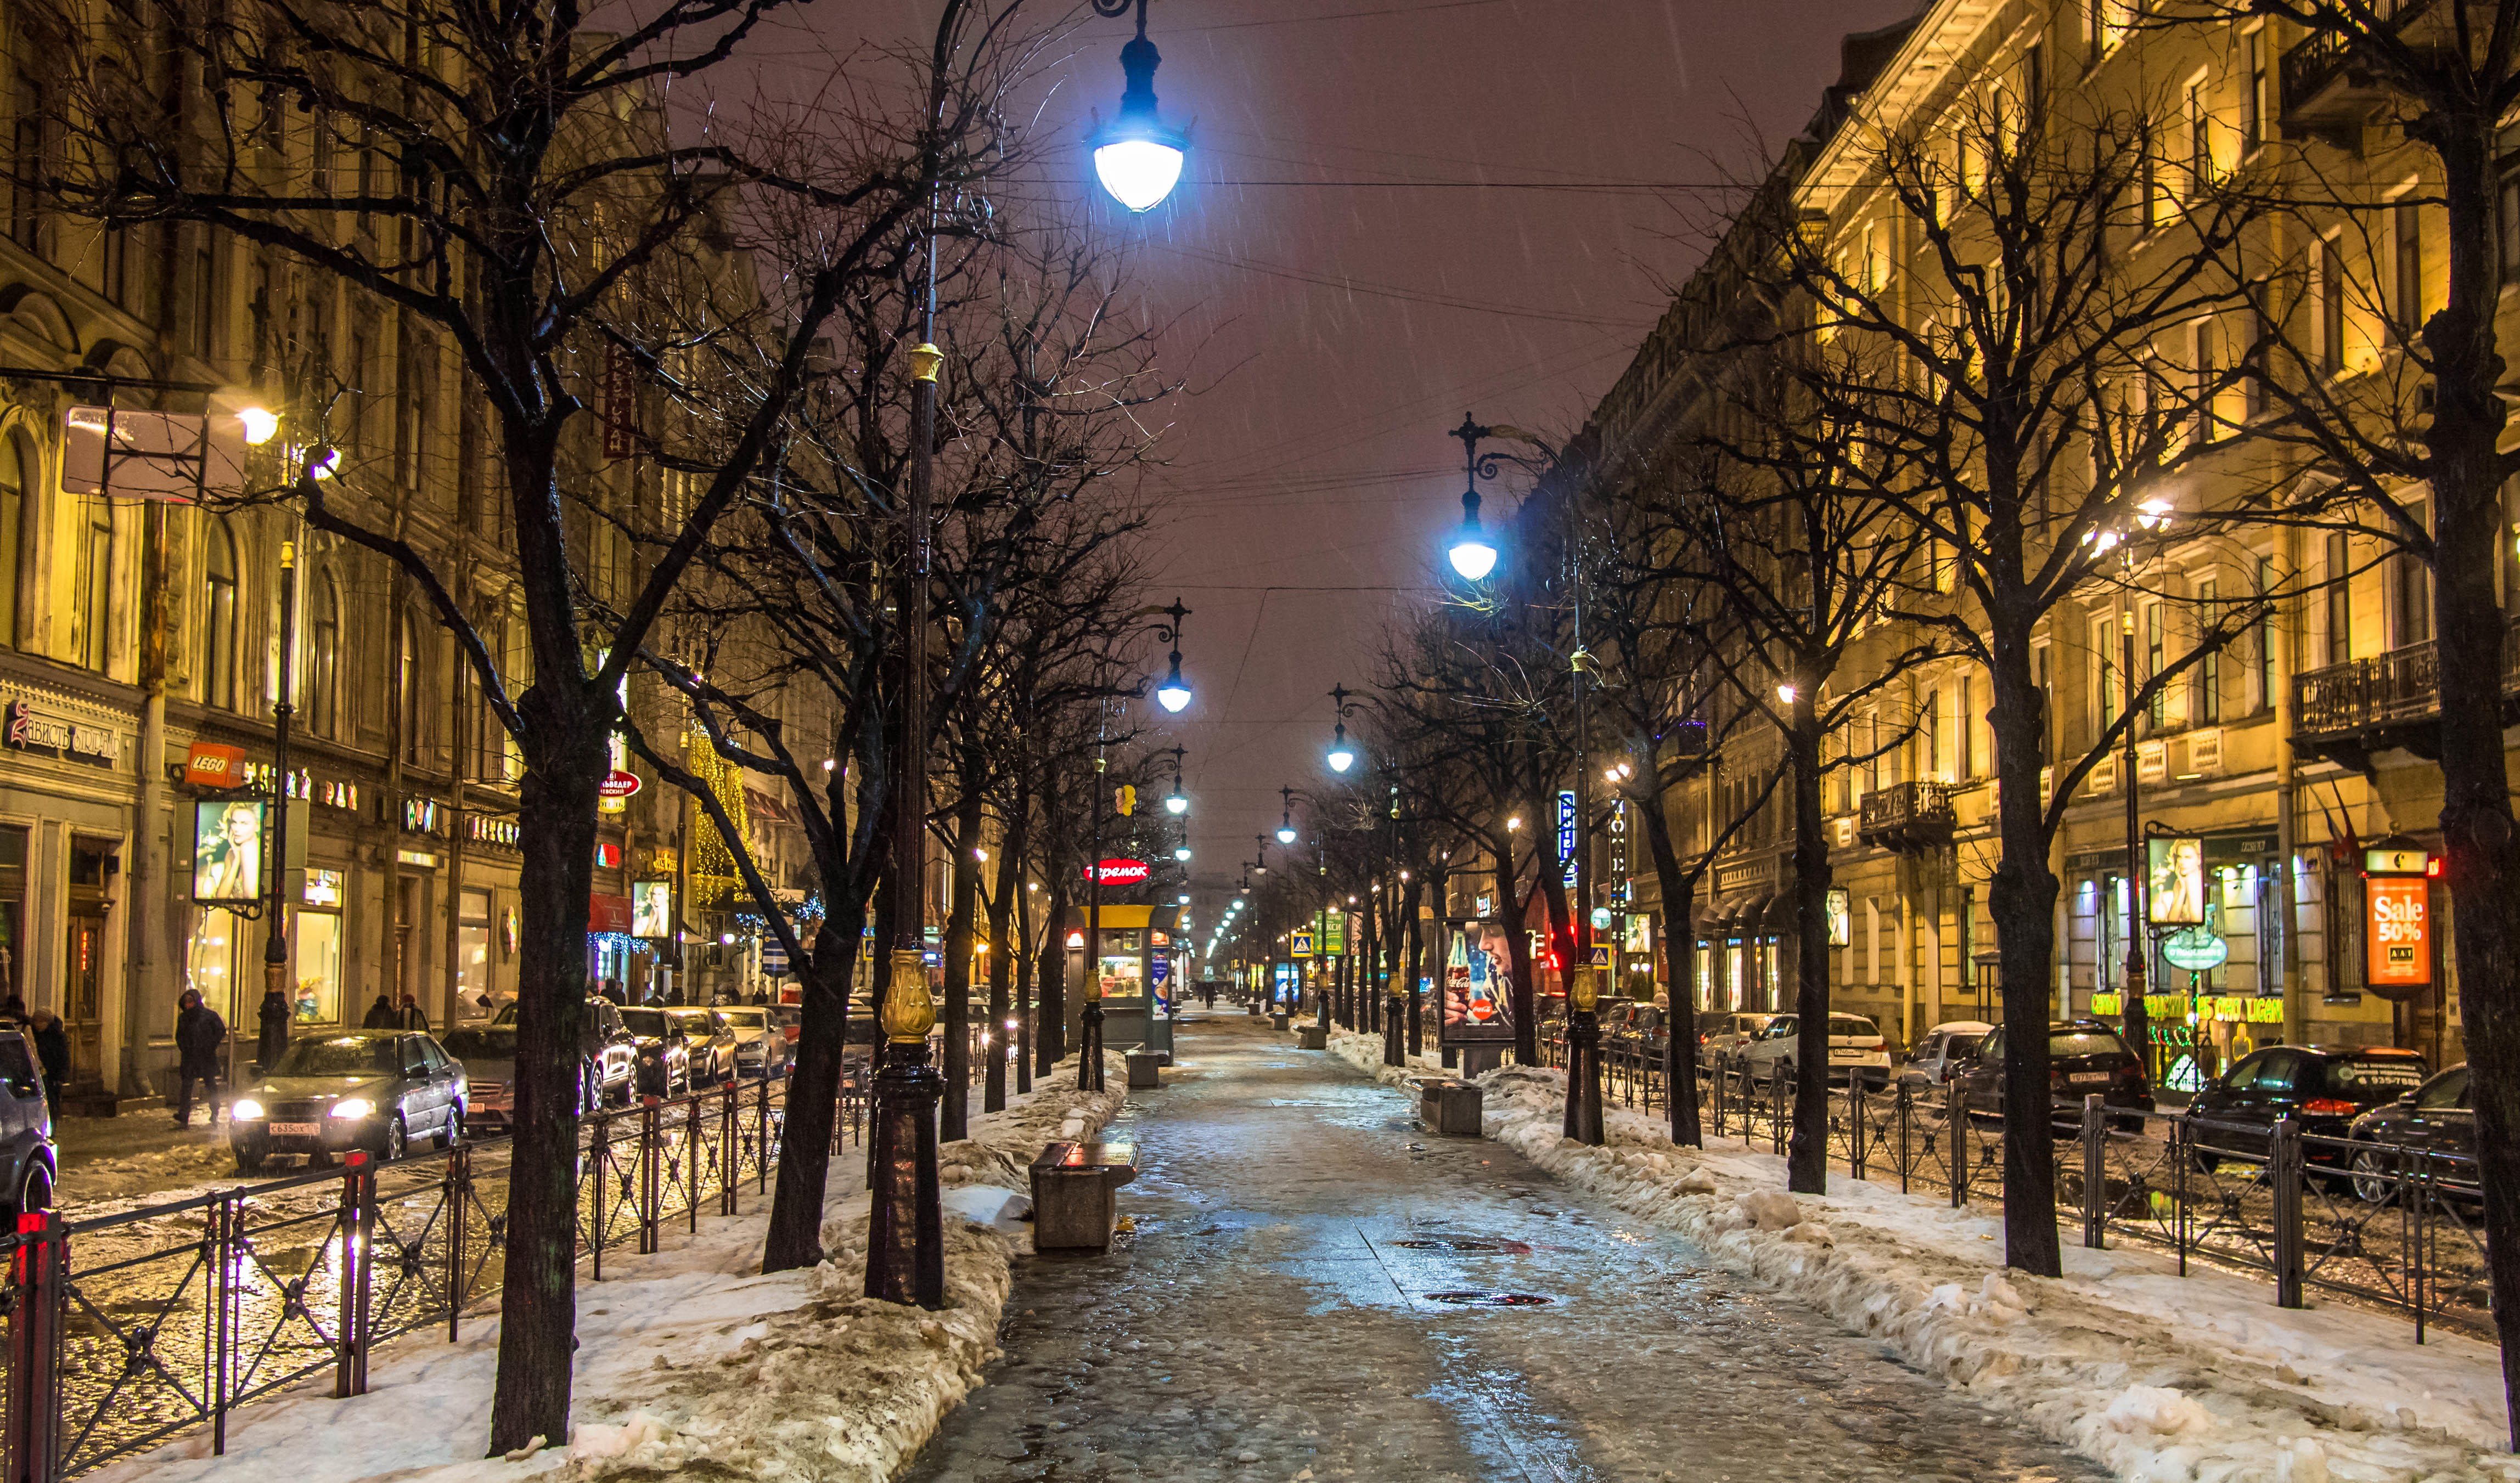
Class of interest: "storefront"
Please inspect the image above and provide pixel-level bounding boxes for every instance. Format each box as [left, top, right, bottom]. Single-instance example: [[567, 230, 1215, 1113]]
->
[[0, 683, 135, 1101]]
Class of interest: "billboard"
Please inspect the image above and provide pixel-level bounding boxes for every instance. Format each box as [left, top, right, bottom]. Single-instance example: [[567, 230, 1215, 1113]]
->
[[2146, 836, 2207, 926], [2367, 877, 2431, 991], [192, 798, 266, 905], [631, 881, 674, 938], [1440, 920, 1516, 1047]]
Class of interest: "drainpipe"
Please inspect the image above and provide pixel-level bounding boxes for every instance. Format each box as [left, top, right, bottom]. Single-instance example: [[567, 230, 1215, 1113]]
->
[[2276, 523, 2303, 1046]]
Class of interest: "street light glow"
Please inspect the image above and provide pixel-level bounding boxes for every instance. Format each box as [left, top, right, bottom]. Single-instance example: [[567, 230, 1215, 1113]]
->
[[1776, 683, 1798, 703], [1174, 845, 1192, 860], [1276, 824, 1297, 844], [1155, 653, 1192, 713], [1327, 744, 1354, 772], [1094, 138, 1186, 213], [237, 407, 280, 445], [1448, 522, 1498, 580]]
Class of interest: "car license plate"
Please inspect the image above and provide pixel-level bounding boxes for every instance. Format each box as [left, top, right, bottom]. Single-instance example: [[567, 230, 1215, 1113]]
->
[[271, 1121, 321, 1136], [2070, 1073, 2110, 1086], [1830, 1050, 1860, 1059]]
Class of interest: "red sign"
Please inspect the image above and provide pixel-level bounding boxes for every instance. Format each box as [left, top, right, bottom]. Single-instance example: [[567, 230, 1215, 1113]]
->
[[185, 741, 246, 788], [589, 892, 634, 934], [1087, 858, 1150, 886], [2367, 877, 2431, 989], [599, 769, 642, 799]]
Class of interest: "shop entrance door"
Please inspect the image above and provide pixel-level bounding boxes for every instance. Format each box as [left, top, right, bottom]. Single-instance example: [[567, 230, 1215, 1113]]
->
[[64, 911, 104, 1086]]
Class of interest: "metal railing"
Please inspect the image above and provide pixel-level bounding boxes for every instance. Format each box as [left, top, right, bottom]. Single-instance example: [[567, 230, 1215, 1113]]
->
[[1537, 1042, 2490, 1341], [2, 1073, 864, 1482], [2292, 616, 2520, 737]]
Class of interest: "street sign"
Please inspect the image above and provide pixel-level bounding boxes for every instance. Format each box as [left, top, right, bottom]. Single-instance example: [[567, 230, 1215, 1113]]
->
[[2161, 926, 2228, 972], [762, 940, 790, 976], [1089, 858, 1150, 885], [1589, 944, 1610, 969], [1290, 927, 1313, 958], [599, 769, 642, 799]]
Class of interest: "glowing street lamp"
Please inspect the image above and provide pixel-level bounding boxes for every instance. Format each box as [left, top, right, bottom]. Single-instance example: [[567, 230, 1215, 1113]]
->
[[1325, 683, 1361, 774], [1089, 0, 1189, 212], [1276, 785, 1299, 845]]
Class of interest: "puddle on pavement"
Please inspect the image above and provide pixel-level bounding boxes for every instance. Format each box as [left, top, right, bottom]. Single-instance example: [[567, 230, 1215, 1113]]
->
[[1423, 1290, 1554, 1306], [1389, 1238, 1532, 1255]]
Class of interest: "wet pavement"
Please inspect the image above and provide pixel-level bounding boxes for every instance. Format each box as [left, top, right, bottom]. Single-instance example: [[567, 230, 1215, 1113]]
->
[[901, 1015, 2108, 1482]]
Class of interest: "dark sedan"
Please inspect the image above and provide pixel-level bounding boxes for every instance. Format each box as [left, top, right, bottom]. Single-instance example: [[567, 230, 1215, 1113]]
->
[[2185, 1045, 2431, 1171], [1951, 1019, 2154, 1134], [617, 1007, 694, 1098], [229, 1031, 466, 1172], [2345, 1063, 2473, 1202]]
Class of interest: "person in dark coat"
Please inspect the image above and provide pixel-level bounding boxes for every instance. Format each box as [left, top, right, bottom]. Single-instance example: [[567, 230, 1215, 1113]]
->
[[173, 989, 226, 1127], [362, 991, 396, 1029], [25, 1007, 66, 1110], [393, 993, 430, 1031], [257, 987, 291, 1072]]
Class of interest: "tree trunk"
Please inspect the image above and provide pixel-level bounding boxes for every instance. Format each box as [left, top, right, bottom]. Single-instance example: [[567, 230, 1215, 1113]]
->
[[2417, 108, 2520, 1447], [763, 892, 863, 1271], [942, 771, 982, 1141], [487, 712, 603, 1452], [1495, 834, 1538, 1064], [1638, 786, 1703, 1148], [985, 781, 1025, 1114], [1037, 853, 1070, 1072], [1014, 833, 1034, 1096], [1985, 619, 2061, 1279], [1786, 713, 1830, 1196]]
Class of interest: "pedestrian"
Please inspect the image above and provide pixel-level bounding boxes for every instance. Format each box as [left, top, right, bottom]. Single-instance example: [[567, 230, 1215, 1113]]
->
[[173, 989, 226, 1127], [362, 990, 396, 1028], [257, 985, 291, 1071], [394, 992, 430, 1031], [25, 1007, 65, 1110], [603, 980, 627, 1007], [751, 987, 769, 1006]]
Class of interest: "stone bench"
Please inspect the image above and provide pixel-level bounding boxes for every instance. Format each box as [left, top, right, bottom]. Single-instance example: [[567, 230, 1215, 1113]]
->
[[1417, 1078, 1483, 1136], [1029, 1140, 1139, 1252], [1296, 1024, 1329, 1050], [1126, 1050, 1162, 1089]]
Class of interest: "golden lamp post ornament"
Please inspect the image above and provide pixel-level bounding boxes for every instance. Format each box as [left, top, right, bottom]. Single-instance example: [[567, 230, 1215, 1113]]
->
[[884, 950, 938, 1040]]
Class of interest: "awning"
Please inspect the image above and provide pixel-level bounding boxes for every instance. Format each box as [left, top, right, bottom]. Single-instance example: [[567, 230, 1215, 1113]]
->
[[1726, 894, 1774, 938]]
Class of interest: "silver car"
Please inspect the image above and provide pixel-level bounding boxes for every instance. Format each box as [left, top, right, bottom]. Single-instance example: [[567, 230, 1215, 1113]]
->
[[713, 1006, 792, 1079], [1899, 1020, 1993, 1090], [0, 1031, 54, 1214]]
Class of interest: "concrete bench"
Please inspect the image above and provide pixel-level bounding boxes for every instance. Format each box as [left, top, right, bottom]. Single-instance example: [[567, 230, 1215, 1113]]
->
[[1296, 1025, 1329, 1050], [1029, 1140, 1139, 1251], [1418, 1078, 1483, 1136], [1126, 1051, 1162, 1089], [1271, 1012, 1290, 1031]]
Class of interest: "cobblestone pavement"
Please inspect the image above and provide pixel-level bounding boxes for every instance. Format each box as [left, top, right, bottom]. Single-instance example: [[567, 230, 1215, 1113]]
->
[[901, 1016, 2109, 1482]]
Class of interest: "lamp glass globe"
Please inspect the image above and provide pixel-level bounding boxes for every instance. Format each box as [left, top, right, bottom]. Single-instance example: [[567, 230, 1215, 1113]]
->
[[1094, 139, 1184, 212], [1155, 681, 1192, 713], [1448, 535, 1498, 581], [1327, 747, 1355, 773], [1276, 825, 1296, 844], [1165, 792, 1188, 815]]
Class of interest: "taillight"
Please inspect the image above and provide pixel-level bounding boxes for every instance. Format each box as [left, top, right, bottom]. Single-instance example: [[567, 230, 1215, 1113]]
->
[[2302, 1097, 2358, 1116]]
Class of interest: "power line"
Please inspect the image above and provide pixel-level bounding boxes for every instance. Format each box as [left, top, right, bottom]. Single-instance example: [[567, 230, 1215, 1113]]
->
[[1144, 240, 1651, 327]]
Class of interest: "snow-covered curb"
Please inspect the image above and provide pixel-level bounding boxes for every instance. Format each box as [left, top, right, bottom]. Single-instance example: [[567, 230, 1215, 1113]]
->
[[93, 1065, 1126, 1483], [1321, 1028, 2517, 1483]]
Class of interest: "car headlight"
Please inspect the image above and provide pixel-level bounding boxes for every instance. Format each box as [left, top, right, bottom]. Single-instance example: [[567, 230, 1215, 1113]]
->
[[330, 1098, 376, 1120], [230, 1098, 266, 1121]]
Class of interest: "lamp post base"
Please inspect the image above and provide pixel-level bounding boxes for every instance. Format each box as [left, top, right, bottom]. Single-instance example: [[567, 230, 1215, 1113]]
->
[[865, 1037, 945, 1309], [1078, 1002, 1106, 1092], [1563, 1012, 1604, 1146]]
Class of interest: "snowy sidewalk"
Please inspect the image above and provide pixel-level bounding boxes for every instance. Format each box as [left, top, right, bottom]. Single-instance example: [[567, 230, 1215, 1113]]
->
[[1320, 1028, 2520, 1483], [89, 1067, 1123, 1483]]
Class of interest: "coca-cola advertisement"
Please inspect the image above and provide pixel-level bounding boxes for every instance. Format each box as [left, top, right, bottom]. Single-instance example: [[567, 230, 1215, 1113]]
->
[[1441, 919, 1515, 1047]]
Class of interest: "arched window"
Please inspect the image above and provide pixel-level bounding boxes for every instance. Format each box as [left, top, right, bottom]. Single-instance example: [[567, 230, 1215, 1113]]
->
[[202, 518, 238, 708], [398, 610, 427, 765], [308, 570, 339, 738], [74, 494, 113, 672], [0, 431, 30, 647]]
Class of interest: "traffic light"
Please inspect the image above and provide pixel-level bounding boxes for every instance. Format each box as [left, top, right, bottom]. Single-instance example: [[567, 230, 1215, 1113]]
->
[[1115, 785, 1137, 816]]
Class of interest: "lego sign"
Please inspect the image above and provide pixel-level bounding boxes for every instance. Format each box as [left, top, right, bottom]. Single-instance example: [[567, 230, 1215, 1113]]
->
[[2367, 877, 2431, 994], [185, 741, 246, 787]]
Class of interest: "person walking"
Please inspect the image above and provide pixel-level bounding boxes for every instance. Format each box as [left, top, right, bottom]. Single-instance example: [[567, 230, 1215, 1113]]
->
[[173, 989, 227, 1127], [393, 992, 430, 1032], [362, 990, 396, 1028], [257, 985, 291, 1072], [26, 1007, 66, 1110]]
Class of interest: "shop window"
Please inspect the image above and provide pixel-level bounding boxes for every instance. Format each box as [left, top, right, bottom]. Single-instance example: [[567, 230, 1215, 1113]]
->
[[2392, 500, 2433, 647], [458, 888, 493, 1018], [203, 517, 238, 709], [292, 876, 342, 1024], [308, 570, 339, 737]]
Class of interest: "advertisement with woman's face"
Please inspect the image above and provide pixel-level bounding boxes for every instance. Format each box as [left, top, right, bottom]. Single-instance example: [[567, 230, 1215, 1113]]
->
[[193, 799, 265, 905], [2147, 837, 2207, 926], [1442, 920, 1516, 1046]]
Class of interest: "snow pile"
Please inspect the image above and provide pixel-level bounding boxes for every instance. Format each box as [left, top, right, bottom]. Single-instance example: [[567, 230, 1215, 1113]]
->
[[91, 1062, 1126, 1483], [1328, 1029, 2520, 1483]]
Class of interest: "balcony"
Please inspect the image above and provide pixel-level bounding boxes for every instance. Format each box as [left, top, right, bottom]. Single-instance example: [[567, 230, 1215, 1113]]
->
[[1857, 780, 1954, 855], [2290, 618, 2520, 771], [2281, 0, 2462, 138]]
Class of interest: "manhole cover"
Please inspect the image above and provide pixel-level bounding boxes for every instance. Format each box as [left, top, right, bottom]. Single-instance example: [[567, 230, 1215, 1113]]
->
[[1391, 1238, 1532, 1254], [1424, 1290, 1554, 1306]]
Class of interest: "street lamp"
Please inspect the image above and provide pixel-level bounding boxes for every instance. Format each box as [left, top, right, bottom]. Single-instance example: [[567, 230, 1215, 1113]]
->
[[1276, 785, 1299, 845], [1325, 684, 1360, 773], [1148, 599, 1193, 712], [1089, 0, 1189, 212]]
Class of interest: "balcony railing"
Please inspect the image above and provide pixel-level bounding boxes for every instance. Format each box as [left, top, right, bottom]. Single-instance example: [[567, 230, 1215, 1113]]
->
[[1857, 780, 1954, 854], [2291, 617, 2520, 751], [2280, 0, 2440, 128]]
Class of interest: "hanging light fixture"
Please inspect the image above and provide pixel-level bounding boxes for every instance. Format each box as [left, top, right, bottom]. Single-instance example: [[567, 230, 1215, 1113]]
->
[[1090, 0, 1189, 212], [1276, 785, 1298, 845]]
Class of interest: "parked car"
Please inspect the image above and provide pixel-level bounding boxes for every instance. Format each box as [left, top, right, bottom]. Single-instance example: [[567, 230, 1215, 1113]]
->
[[492, 996, 637, 1107], [773, 1004, 802, 1046], [1899, 1020, 1994, 1090], [660, 1008, 739, 1086], [2184, 1045, 2431, 1170], [2345, 1062, 2473, 1203], [716, 1006, 793, 1079], [616, 1007, 695, 1098], [1950, 1019, 2154, 1134], [1738, 1013, 1893, 1088], [1697, 1011, 1778, 1068], [1605, 1003, 1669, 1070], [229, 1031, 466, 1172], [0, 1029, 54, 1214]]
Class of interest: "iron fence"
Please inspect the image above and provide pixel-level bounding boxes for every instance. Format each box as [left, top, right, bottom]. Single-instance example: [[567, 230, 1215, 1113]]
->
[[2, 1073, 865, 1483], [1537, 1041, 2490, 1341]]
